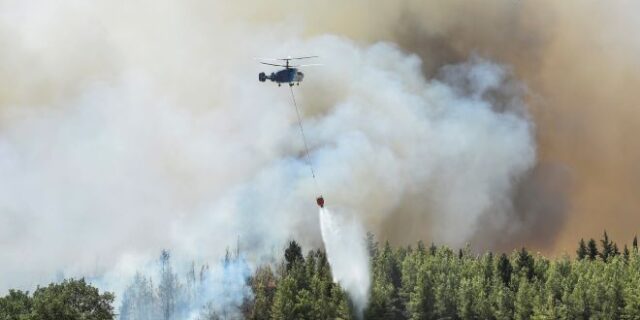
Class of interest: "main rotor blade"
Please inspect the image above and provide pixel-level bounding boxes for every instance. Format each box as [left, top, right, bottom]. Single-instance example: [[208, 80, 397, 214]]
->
[[254, 57, 281, 61], [283, 56, 319, 60], [260, 62, 287, 67], [256, 56, 318, 62], [295, 64, 323, 67]]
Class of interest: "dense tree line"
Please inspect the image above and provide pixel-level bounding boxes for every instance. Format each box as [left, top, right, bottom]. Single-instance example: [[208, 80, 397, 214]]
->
[[256, 232, 640, 320], [0, 278, 114, 320], [2, 232, 639, 319], [116, 244, 353, 320], [245, 241, 354, 320]]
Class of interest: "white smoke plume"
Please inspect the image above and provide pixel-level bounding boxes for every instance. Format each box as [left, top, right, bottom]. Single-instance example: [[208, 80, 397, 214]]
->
[[0, 0, 536, 313], [319, 207, 370, 316]]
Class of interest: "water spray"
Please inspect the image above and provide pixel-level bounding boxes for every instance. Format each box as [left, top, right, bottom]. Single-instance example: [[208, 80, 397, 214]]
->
[[288, 80, 368, 314]]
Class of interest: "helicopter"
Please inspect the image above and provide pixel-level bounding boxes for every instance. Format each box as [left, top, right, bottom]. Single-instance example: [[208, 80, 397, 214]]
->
[[258, 56, 319, 86]]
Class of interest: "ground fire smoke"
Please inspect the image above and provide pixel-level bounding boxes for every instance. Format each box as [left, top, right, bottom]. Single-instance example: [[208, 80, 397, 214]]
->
[[0, 0, 533, 295], [1, 0, 638, 315]]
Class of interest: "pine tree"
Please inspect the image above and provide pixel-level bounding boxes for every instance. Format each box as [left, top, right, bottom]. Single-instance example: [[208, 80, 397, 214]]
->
[[186, 262, 196, 305], [429, 243, 437, 256], [416, 240, 426, 256], [293, 289, 314, 319], [315, 250, 332, 282], [587, 238, 599, 260], [491, 282, 514, 320], [515, 248, 535, 281], [576, 238, 588, 260], [249, 266, 276, 320], [284, 241, 304, 272], [270, 276, 297, 320], [304, 251, 317, 289], [497, 254, 512, 286], [564, 271, 589, 319], [600, 231, 614, 262], [484, 252, 495, 282], [623, 245, 630, 261], [633, 235, 638, 252], [456, 278, 475, 319], [621, 251, 640, 319], [158, 250, 180, 320], [120, 273, 157, 320], [365, 279, 396, 320], [407, 265, 435, 320], [369, 242, 404, 319], [332, 285, 353, 320], [400, 251, 418, 313], [367, 232, 379, 259], [513, 277, 533, 320]]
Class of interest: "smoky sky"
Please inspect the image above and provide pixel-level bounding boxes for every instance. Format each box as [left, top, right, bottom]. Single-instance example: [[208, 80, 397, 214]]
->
[[257, 0, 640, 252], [386, 1, 640, 252], [1, 0, 639, 294]]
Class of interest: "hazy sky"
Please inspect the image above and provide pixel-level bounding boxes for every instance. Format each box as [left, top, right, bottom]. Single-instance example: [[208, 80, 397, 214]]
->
[[1, 0, 639, 292]]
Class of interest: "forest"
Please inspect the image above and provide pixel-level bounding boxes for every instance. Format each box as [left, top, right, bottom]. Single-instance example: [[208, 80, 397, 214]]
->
[[1, 232, 639, 320]]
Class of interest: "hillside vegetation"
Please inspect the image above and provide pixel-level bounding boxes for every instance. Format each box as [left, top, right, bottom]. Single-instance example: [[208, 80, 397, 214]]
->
[[2, 232, 639, 319]]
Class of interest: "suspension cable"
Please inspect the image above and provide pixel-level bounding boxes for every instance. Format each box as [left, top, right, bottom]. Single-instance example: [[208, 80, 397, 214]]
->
[[289, 86, 320, 192]]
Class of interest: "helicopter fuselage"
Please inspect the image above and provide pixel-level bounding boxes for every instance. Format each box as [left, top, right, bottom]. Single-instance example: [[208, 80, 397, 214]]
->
[[259, 68, 304, 86]]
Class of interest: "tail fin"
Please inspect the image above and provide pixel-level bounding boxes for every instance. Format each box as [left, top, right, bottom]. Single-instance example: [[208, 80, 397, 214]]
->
[[259, 72, 267, 82]]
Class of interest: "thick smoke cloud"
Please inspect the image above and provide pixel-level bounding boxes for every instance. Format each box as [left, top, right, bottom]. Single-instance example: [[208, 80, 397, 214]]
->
[[300, 0, 640, 252], [390, 1, 640, 253], [240, 0, 640, 252], [1, 0, 636, 303]]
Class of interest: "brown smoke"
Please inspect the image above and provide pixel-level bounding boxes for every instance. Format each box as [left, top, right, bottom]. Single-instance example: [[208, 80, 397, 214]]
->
[[399, 1, 640, 254], [390, 1, 640, 254], [242, 0, 640, 254]]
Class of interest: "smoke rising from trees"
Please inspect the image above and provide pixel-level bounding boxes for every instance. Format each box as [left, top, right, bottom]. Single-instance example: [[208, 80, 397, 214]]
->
[[1, 1, 637, 312], [2, 0, 532, 292]]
